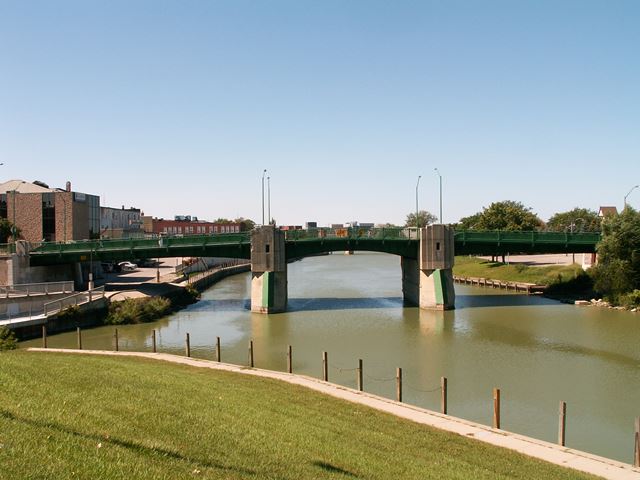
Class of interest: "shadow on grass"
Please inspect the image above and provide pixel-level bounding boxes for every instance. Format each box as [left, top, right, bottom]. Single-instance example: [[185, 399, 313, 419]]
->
[[0, 409, 256, 475], [313, 460, 360, 478]]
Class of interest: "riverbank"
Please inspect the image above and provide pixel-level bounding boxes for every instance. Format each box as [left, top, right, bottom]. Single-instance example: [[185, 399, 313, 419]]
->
[[0, 350, 613, 479]]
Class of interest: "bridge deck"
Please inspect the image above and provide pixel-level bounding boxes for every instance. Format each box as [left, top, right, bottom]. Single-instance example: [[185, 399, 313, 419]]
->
[[23, 229, 600, 266]]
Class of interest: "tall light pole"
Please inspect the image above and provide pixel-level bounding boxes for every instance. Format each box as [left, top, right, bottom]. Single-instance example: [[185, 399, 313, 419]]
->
[[434, 168, 442, 224], [415, 175, 421, 230], [261, 169, 267, 226], [569, 217, 585, 265], [624, 185, 639, 209], [267, 176, 271, 225]]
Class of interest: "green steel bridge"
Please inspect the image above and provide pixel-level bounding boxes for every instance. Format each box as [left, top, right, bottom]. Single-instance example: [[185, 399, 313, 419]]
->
[[21, 228, 601, 267]]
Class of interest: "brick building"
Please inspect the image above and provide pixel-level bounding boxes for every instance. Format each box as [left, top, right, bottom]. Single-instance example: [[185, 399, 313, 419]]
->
[[142, 216, 244, 235], [0, 180, 100, 243]]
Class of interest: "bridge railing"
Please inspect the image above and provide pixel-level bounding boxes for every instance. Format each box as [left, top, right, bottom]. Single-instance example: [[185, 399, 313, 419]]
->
[[454, 230, 601, 245], [283, 227, 415, 241], [28, 232, 252, 255]]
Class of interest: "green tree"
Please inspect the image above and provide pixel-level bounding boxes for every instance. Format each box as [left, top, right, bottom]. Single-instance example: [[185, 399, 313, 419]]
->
[[457, 212, 482, 230], [405, 210, 437, 228], [591, 207, 640, 303], [0, 218, 20, 243], [234, 217, 256, 231], [462, 201, 543, 231], [546, 208, 600, 232], [213, 218, 231, 223]]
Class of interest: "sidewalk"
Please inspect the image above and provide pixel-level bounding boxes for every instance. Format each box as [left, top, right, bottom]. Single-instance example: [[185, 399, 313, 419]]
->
[[28, 348, 640, 480]]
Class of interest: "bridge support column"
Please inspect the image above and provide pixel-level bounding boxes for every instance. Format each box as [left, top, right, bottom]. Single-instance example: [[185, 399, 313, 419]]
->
[[401, 225, 455, 310], [251, 226, 287, 313]]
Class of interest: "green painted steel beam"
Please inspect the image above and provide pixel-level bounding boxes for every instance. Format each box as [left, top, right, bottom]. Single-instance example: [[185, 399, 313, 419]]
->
[[26, 229, 601, 266]]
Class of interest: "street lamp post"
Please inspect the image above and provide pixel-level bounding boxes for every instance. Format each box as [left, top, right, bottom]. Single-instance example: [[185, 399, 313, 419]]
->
[[624, 185, 639, 209], [267, 176, 271, 225], [434, 168, 442, 224], [261, 169, 267, 226], [569, 217, 585, 264], [415, 175, 422, 231]]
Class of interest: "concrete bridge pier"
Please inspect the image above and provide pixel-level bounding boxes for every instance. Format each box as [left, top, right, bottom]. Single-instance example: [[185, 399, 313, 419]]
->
[[401, 225, 455, 310], [251, 226, 287, 313]]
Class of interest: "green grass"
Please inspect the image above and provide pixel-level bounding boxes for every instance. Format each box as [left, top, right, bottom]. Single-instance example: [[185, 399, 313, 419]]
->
[[0, 351, 597, 480], [453, 256, 585, 286]]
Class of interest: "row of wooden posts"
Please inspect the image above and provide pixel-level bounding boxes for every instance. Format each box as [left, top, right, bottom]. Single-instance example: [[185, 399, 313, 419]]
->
[[42, 325, 640, 467]]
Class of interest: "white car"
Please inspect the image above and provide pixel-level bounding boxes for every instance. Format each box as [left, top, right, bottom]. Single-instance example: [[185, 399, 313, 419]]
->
[[118, 261, 138, 272]]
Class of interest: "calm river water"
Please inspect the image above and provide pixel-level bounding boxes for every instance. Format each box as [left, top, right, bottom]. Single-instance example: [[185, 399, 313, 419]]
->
[[24, 252, 640, 463]]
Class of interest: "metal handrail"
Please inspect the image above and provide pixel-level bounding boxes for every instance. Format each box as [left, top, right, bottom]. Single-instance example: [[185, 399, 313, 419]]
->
[[0, 281, 74, 296], [43, 286, 106, 316]]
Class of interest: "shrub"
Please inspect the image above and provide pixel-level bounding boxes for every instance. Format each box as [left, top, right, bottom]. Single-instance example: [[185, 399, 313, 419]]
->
[[619, 290, 640, 309], [0, 325, 18, 351], [55, 305, 81, 323], [106, 297, 171, 325], [546, 270, 594, 296]]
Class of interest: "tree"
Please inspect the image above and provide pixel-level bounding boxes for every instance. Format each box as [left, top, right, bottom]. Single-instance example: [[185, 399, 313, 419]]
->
[[546, 208, 600, 233], [214, 218, 231, 223], [461, 201, 543, 231], [0, 218, 20, 243], [457, 212, 482, 230], [405, 210, 437, 228], [591, 207, 640, 303], [234, 217, 256, 231]]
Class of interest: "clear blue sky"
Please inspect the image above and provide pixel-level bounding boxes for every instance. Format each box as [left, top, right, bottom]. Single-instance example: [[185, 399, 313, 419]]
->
[[1, 0, 638, 226]]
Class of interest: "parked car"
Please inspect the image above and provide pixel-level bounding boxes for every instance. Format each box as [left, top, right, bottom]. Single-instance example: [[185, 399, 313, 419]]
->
[[118, 261, 138, 272]]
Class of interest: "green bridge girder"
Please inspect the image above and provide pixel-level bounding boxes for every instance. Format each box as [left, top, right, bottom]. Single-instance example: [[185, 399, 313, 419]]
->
[[25, 228, 601, 266]]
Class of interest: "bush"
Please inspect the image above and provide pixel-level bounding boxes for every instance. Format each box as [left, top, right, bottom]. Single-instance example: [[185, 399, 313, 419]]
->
[[619, 290, 640, 309], [106, 297, 171, 325], [546, 270, 594, 296], [55, 305, 81, 323], [0, 325, 18, 351]]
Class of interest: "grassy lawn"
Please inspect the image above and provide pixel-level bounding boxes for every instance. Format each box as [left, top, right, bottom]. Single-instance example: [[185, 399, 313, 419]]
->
[[453, 256, 585, 286], [0, 351, 598, 480]]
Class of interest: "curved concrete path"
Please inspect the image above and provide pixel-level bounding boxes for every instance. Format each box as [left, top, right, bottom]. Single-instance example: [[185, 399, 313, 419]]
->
[[28, 348, 640, 480]]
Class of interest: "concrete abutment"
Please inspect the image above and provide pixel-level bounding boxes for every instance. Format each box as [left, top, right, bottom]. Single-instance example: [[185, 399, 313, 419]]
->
[[250, 226, 287, 313]]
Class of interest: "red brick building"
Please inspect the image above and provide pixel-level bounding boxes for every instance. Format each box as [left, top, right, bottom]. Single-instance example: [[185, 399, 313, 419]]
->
[[142, 216, 244, 235], [1, 180, 100, 243]]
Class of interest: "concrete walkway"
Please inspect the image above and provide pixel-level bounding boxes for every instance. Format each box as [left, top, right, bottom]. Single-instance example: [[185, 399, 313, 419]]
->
[[28, 348, 640, 480]]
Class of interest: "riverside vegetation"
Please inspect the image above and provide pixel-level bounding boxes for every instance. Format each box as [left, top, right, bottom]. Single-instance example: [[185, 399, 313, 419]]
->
[[0, 351, 598, 480]]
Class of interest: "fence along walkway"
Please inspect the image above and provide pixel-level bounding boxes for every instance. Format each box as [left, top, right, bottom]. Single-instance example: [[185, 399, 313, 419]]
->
[[43, 287, 106, 316], [0, 281, 74, 297]]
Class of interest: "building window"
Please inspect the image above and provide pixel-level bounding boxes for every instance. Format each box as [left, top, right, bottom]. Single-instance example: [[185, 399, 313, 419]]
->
[[42, 193, 56, 242], [0, 194, 6, 219]]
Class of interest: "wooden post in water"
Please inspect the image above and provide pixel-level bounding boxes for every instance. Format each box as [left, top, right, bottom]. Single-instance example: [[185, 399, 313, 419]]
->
[[287, 345, 292, 373], [76, 327, 82, 350], [396, 368, 403, 402], [248, 340, 254, 367], [322, 351, 328, 381], [216, 336, 221, 362], [42, 325, 47, 349], [493, 388, 501, 429], [357, 359, 363, 392], [185, 333, 191, 357], [634, 417, 640, 468], [441, 377, 448, 415], [114, 328, 119, 352], [152, 329, 157, 353], [558, 401, 567, 446]]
